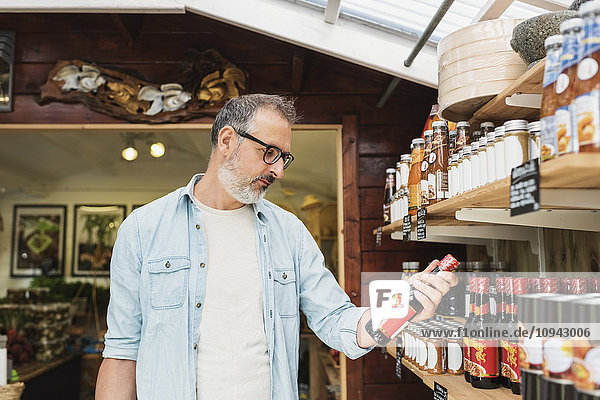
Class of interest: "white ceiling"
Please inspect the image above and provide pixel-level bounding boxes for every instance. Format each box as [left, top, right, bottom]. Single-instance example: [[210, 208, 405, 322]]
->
[[0, 128, 339, 215]]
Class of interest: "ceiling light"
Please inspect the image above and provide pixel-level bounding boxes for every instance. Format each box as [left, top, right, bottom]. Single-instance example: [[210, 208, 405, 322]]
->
[[122, 145, 138, 161], [150, 142, 165, 158]]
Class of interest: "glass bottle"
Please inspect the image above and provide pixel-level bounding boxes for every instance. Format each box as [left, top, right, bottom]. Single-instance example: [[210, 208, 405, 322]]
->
[[383, 168, 395, 225], [494, 126, 506, 179], [486, 132, 496, 183], [504, 119, 530, 175], [408, 138, 425, 216], [478, 135, 488, 186], [457, 149, 464, 195], [528, 121, 542, 163], [470, 141, 480, 190], [541, 35, 565, 161], [421, 131, 433, 208], [431, 121, 449, 203], [449, 153, 459, 198], [462, 145, 472, 192], [456, 121, 470, 153]]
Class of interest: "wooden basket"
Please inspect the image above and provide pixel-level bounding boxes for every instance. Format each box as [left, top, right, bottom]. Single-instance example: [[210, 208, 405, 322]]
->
[[0, 382, 25, 400]]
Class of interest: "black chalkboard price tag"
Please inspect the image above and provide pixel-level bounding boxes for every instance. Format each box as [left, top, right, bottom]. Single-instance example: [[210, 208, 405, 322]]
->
[[402, 215, 411, 242], [510, 159, 540, 217], [433, 382, 448, 400], [416, 208, 426, 240]]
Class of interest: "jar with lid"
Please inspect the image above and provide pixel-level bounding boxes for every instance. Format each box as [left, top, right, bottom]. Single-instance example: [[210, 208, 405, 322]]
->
[[541, 34, 565, 161], [390, 192, 398, 223], [397, 154, 411, 192], [478, 136, 488, 186], [456, 121, 470, 152], [449, 130, 457, 157], [448, 153, 459, 198], [486, 132, 496, 182], [401, 188, 409, 221], [504, 119, 530, 175], [462, 145, 472, 192], [447, 335, 464, 375], [494, 126, 507, 179], [416, 325, 428, 370], [480, 121, 495, 136], [408, 138, 425, 215], [528, 121, 541, 162], [427, 327, 447, 374], [383, 168, 395, 226], [555, 18, 583, 156], [574, 1, 600, 153], [457, 149, 464, 195], [421, 130, 433, 208], [471, 130, 482, 144], [430, 121, 449, 203], [470, 141, 480, 190]]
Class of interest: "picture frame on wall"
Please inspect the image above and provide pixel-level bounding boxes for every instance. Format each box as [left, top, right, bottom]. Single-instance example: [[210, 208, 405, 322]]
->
[[72, 205, 126, 277], [11, 205, 67, 277]]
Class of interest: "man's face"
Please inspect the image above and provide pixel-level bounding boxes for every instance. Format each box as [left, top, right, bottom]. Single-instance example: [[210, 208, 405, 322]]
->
[[217, 108, 292, 204]]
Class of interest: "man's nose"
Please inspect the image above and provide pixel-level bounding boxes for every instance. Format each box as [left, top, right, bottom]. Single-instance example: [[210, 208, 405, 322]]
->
[[269, 158, 285, 178]]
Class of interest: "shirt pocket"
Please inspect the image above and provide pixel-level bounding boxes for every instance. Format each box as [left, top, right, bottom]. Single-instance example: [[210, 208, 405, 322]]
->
[[148, 257, 190, 310], [273, 268, 297, 318]]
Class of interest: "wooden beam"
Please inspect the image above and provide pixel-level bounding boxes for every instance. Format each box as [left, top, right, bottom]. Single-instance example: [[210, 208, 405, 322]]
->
[[341, 114, 363, 400], [472, 0, 514, 23], [324, 0, 342, 24], [291, 54, 304, 93], [110, 15, 143, 48], [519, 0, 568, 11]]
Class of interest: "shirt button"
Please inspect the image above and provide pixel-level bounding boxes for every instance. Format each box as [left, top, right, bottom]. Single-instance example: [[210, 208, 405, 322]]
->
[[195, 224, 200, 230], [196, 302, 201, 308], [165, 261, 170, 268], [194, 344, 197, 350], [200, 263, 206, 268], [282, 272, 287, 280]]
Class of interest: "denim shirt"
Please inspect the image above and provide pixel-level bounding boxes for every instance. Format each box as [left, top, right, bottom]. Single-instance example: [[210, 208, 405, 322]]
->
[[103, 174, 373, 400]]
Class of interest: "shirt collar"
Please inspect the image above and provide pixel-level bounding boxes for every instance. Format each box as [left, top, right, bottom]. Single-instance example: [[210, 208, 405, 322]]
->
[[180, 174, 268, 223]]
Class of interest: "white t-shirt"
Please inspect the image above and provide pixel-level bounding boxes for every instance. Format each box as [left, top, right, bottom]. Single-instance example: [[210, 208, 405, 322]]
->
[[193, 197, 271, 400]]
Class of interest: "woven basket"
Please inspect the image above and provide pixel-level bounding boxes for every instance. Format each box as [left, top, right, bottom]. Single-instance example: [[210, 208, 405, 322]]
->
[[0, 382, 24, 400]]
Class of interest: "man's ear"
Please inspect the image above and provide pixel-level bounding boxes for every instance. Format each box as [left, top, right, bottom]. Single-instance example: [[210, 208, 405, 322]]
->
[[218, 126, 238, 157]]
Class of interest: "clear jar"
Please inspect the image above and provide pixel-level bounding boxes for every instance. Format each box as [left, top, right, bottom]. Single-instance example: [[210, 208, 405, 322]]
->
[[456, 121, 470, 153], [528, 121, 541, 163], [478, 136, 488, 186], [447, 336, 464, 375], [463, 145, 472, 192], [390, 192, 398, 223], [504, 119, 529, 175], [398, 154, 411, 190], [486, 132, 496, 182], [449, 130, 457, 158], [449, 153, 459, 198], [480, 121, 495, 136], [494, 126, 506, 179], [470, 141, 480, 189], [457, 149, 464, 194]]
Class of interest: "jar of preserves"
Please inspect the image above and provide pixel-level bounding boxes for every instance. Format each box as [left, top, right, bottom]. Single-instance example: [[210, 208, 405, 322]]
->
[[486, 132, 496, 182], [408, 138, 425, 215], [470, 141, 480, 190], [541, 35, 565, 161], [397, 154, 411, 191], [421, 130, 433, 207], [478, 136, 488, 186], [427, 332, 447, 374], [494, 126, 507, 179], [383, 168, 395, 225], [456, 121, 470, 152], [457, 149, 464, 195], [504, 119, 530, 175], [462, 145, 472, 192], [555, 18, 583, 156], [574, 2, 600, 153], [528, 121, 542, 162], [449, 130, 457, 157], [447, 336, 464, 375]]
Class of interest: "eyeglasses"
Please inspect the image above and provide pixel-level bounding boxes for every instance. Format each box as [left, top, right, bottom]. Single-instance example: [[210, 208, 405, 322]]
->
[[236, 130, 294, 170]]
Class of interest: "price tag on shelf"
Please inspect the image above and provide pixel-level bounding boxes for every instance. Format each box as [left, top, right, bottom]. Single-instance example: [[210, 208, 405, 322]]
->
[[510, 159, 540, 216], [433, 382, 448, 400], [416, 208, 426, 240], [402, 215, 411, 242]]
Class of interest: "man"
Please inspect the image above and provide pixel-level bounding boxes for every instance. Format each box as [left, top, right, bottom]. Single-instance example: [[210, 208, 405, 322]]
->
[[96, 94, 457, 400]]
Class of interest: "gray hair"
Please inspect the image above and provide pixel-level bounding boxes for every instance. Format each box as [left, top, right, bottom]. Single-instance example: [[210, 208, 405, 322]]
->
[[210, 94, 298, 148]]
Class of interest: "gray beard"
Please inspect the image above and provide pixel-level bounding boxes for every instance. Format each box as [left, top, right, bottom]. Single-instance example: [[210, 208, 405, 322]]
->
[[217, 150, 270, 204]]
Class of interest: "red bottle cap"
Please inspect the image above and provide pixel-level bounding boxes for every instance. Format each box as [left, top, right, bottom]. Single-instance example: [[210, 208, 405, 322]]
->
[[437, 254, 459, 272]]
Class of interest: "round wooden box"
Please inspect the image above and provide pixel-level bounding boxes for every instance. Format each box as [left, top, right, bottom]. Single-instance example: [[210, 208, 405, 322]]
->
[[438, 19, 527, 122]]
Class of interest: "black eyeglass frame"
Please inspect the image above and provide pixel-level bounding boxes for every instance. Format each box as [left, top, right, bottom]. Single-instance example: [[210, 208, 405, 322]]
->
[[236, 130, 294, 169]]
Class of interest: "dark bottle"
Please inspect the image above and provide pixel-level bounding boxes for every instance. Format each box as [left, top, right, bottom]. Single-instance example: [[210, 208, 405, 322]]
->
[[507, 278, 528, 395], [470, 277, 499, 389], [365, 254, 460, 346], [383, 168, 395, 226], [498, 276, 511, 388], [464, 276, 476, 383]]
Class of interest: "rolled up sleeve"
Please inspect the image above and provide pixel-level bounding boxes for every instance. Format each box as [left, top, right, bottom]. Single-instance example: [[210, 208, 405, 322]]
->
[[297, 220, 374, 360], [102, 212, 143, 361]]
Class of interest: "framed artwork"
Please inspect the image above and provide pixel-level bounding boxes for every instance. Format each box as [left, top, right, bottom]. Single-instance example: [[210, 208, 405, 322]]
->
[[11, 205, 66, 277], [72, 205, 126, 277]]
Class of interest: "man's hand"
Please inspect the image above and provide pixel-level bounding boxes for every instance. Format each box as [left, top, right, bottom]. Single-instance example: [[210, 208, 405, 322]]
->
[[407, 259, 458, 322]]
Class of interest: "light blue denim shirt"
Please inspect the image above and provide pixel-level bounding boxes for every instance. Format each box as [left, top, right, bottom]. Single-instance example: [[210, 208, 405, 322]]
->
[[103, 174, 373, 400]]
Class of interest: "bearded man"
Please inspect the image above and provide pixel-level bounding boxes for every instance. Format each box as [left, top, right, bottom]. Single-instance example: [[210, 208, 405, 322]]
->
[[95, 94, 456, 400]]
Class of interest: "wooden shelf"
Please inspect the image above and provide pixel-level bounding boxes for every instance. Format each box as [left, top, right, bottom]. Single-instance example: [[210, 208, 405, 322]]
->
[[386, 342, 518, 400], [469, 58, 545, 127], [375, 153, 600, 236]]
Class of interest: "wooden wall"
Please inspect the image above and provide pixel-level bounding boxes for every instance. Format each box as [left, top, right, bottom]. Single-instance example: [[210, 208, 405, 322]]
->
[[0, 12, 467, 399]]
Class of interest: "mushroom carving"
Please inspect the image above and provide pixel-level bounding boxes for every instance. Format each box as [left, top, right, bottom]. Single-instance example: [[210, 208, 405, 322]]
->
[[53, 64, 105, 93], [138, 83, 191, 116]]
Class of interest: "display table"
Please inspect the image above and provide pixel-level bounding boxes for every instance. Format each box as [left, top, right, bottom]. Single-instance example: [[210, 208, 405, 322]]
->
[[15, 353, 81, 400]]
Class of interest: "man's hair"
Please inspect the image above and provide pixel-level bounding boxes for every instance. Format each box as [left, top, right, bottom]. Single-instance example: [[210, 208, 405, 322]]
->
[[210, 94, 298, 148]]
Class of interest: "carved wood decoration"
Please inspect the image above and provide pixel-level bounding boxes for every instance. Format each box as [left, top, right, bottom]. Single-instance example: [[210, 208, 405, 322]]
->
[[38, 49, 248, 123]]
